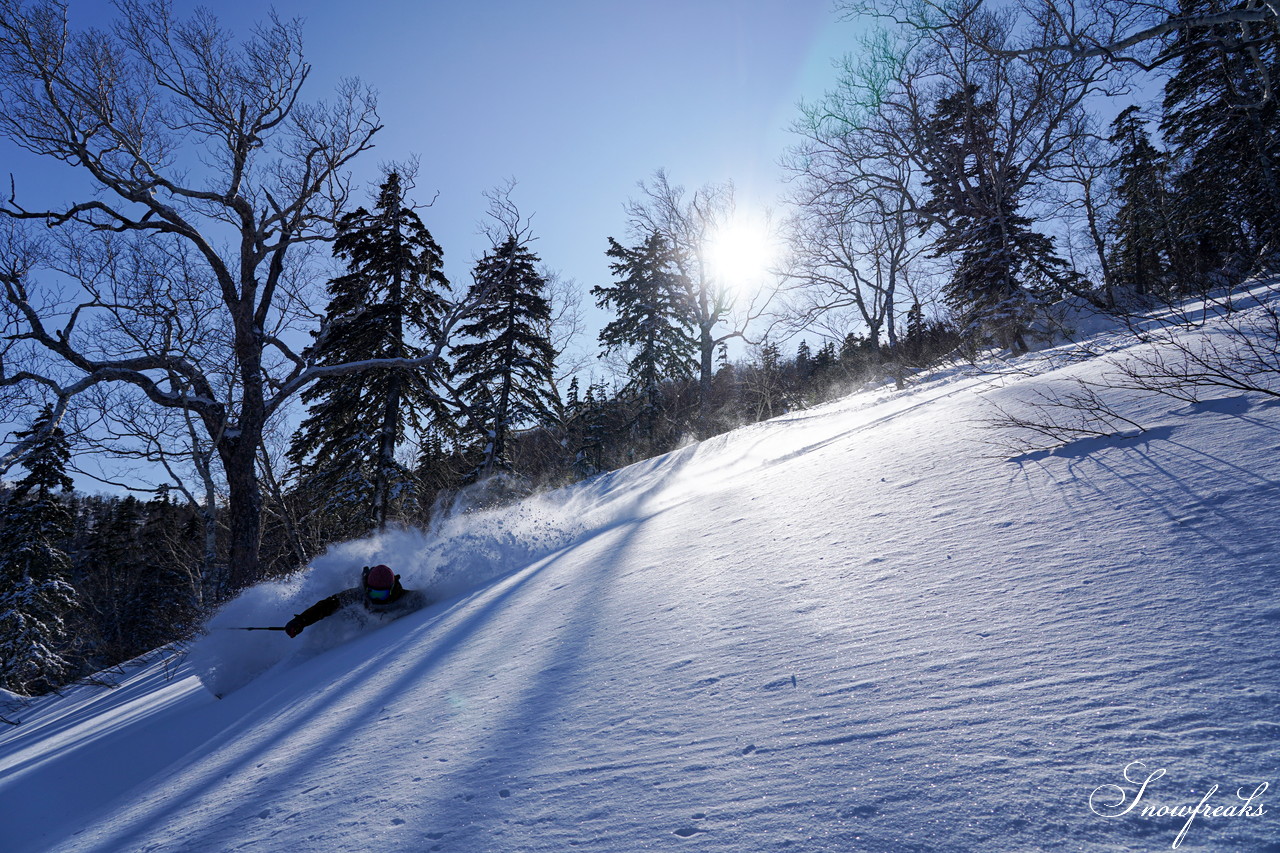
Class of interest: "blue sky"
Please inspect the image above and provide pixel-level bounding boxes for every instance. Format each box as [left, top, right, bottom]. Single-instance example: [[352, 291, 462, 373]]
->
[[277, 0, 855, 288], [17, 1, 859, 348], [1, 1, 863, 486]]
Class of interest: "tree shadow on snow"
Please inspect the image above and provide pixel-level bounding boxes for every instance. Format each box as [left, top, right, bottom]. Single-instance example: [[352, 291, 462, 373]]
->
[[57, 445, 698, 853], [1008, 425, 1176, 464]]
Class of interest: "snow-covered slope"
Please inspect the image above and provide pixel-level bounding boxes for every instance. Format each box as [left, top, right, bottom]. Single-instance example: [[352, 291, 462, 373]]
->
[[2, 304, 1279, 852]]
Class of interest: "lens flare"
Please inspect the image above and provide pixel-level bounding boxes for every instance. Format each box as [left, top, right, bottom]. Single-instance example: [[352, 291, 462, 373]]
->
[[705, 217, 777, 292]]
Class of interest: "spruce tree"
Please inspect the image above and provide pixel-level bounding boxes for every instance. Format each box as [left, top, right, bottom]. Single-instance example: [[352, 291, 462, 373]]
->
[[0, 406, 78, 695], [746, 341, 788, 420], [288, 172, 452, 531], [902, 302, 928, 366], [452, 236, 560, 479], [1160, 0, 1280, 283], [75, 492, 201, 668], [561, 378, 609, 479], [813, 341, 838, 376], [840, 332, 870, 376], [577, 382, 614, 477], [795, 340, 814, 385], [592, 233, 697, 441], [138, 492, 201, 644], [565, 376, 582, 414], [1108, 107, 1177, 298], [920, 84, 1075, 353], [77, 496, 144, 666]]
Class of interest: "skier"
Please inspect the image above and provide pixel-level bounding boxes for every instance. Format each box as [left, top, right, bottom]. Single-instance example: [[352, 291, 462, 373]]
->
[[284, 564, 429, 638]]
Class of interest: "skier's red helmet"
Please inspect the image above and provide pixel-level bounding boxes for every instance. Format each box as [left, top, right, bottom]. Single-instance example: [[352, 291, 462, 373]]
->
[[364, 564, 396, 602]]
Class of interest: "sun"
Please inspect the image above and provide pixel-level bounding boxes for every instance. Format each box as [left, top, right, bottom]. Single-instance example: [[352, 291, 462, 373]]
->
[[705, 216, 777, 292]]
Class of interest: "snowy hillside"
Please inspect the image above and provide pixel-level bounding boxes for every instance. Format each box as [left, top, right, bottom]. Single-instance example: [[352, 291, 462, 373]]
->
[[2, 299, 1278, 852]]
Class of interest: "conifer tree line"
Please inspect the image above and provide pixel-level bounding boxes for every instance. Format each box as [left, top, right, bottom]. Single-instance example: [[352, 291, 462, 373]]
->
[[1, 0, 1277, 694], [789, 0, 1278, 356]]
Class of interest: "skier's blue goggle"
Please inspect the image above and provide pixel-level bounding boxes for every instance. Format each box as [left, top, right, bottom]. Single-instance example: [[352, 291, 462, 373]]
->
[[367, 586, 392, 602]]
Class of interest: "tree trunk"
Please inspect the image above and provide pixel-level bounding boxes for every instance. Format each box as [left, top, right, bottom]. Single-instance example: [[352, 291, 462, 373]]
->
[[223, 305, 268, 591], [374, 373, 401, 530], [374, 222, 407, 530], [698, 322, 715, 436], [199, 499, 220, 603], [1245, 107, 1280, 251], [222, 444, 263, 592]]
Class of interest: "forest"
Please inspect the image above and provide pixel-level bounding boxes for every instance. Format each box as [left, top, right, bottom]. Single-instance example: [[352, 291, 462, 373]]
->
[[1, 0, 1276, 696]]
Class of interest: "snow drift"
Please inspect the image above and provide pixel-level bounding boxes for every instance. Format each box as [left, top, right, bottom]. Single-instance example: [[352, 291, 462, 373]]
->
[[2, 294, 1279, 852], [191, 482, 599, 696]]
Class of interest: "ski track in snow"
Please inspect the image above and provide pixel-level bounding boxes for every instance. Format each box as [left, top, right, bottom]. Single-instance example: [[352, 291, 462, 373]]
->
[[2, 302, 1280, 852]]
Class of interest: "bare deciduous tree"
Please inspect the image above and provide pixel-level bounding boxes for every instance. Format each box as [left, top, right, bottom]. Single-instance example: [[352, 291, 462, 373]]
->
[[0, 1, 446, 590], [626, 170, 772, 433], [1114, 294, 1280, 400], [785, 9, 1109, 362], [541, 265, 592, 386], [785, 48, 925, 352], [988, 285, 1280, 455], [984, 376, 1148, 454], [845, 0, 1278, 101]]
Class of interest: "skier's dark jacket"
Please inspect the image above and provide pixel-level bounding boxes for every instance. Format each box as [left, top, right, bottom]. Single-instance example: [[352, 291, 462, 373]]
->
[[286, 573, 428, 636]]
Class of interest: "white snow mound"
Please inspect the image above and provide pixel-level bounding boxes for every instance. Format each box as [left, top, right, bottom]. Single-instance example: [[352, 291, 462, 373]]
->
[[2, 295, 1279, 852]]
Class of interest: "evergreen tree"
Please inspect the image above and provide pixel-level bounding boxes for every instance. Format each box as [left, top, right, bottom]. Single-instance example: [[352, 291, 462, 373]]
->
[[840, 332, 871, 376], [1161, 0, 1280, 283], [920, 84, 1075, 353], [453, 236, 560, 479], [592, 234, 697, 441], [746, 341, 789, 420], [795, 340, 814, 386], [1108, 107, 1177, 298], [564, 380, 613, 478], [0, 406, 78, 695], [561, 376, 586, 474], [288, 172, 452, 531], [565, 376, 582, 414], [905, 301, 926, 338], [413, 424, 465, 515], [137, 491, 202, 644], [76, 496, 145, 666], [901, 302, 934, 367], [813, 341, 838, 375]]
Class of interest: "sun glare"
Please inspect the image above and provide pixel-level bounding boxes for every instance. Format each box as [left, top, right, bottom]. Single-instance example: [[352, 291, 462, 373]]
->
[[705, 217, 777, 292]]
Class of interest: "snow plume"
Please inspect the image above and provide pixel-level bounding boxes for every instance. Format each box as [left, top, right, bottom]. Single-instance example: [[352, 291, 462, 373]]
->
[[187, 578, 312, 698], [188, 477, 599, 697], [411, 479, 595, 600]]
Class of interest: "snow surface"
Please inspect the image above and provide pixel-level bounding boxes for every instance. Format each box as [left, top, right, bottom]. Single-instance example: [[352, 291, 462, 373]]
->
[[2, 299, 1279, 852]]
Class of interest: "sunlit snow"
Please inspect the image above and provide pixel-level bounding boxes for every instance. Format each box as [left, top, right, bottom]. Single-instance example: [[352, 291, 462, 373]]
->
[[2, 293, 1278, 852]]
